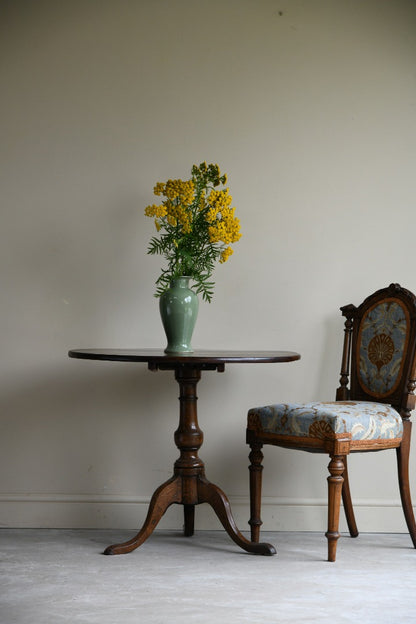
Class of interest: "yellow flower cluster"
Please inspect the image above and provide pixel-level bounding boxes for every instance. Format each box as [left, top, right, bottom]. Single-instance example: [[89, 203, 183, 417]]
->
[[206, 188, 241, 250], [198, 190, 206, 211], [154, 179, 195, 206], [146, 178, 195, 235], [165, 201, 192, 233], [207, 188, 233, 213], [144, 203, 167, 219], [220, 246, 233, 263]]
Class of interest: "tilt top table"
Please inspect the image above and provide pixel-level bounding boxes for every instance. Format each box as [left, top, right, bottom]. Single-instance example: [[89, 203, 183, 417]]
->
[[68, 348, 300, 556]]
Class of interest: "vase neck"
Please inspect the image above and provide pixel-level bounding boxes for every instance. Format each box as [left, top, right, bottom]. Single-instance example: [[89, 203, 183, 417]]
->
[[170, 276, 191, 288]]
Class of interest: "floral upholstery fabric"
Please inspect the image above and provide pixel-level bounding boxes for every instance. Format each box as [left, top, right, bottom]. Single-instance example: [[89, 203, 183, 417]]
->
[[358, 299, 409, 398], [247, 401, 403, 441]]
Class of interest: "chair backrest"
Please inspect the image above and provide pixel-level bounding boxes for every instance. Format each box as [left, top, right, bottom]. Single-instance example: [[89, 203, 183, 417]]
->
[[337, 283, 416, 418]]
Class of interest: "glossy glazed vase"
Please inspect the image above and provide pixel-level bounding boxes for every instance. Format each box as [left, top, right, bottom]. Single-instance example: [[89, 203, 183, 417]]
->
[[159, 276, 199, 353]]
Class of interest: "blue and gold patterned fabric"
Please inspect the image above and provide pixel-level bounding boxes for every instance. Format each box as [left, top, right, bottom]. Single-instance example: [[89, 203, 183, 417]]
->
[[357, 299, 409, 398], [247, 401, 403, 441]]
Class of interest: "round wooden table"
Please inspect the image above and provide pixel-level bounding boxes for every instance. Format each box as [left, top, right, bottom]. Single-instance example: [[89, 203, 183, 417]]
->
[[68, 349, 300, 555]]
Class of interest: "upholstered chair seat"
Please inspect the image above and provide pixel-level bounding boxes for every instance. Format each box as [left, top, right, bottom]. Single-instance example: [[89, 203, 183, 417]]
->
[[248, 401, 403, 443], [246, 284, 416, 561]]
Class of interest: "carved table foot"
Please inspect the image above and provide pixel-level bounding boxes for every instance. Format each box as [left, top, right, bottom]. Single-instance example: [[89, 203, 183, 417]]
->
[[197, 476, 276, 555], [103, 476, 181, 555]]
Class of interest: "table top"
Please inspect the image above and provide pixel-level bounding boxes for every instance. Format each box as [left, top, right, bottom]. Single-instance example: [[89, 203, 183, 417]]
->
[[68, 348, 300, 366]]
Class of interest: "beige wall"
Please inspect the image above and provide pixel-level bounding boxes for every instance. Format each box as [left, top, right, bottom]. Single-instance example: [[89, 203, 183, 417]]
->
[[1, 0, 416, 533]]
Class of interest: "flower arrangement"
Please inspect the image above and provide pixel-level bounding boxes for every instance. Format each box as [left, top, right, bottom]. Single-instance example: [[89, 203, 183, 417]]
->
[[144, 162, 241, 302]]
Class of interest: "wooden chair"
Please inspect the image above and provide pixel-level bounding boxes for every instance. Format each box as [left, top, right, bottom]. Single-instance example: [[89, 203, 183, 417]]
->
[[246, 283, 416, 561]]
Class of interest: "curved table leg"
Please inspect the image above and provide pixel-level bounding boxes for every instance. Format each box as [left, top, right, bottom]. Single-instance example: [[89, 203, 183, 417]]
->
[[104, 476, 182, 555], [197, 476, 276, 555]]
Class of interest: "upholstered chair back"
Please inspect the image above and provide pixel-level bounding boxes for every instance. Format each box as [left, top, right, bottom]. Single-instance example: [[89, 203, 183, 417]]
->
[[339, 284, 416, 417]]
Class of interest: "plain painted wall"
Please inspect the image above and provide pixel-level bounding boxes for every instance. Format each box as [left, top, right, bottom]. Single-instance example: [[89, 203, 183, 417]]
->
[[1, 0, 416, 534]]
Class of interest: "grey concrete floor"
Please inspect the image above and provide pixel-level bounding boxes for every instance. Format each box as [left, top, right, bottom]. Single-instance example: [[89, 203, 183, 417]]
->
[[1, 529, 415, 623]]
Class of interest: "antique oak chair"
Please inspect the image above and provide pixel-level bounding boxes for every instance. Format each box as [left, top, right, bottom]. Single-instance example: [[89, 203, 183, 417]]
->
[[246, 283, 416, 561]]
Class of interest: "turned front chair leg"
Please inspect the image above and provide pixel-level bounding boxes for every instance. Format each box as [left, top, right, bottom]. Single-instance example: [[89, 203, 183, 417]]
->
[[326, 455, 344, 562], [248, 441, 264, 542]]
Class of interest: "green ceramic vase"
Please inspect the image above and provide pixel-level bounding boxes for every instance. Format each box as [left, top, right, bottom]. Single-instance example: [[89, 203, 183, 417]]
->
[[159, 276, 199, 353]]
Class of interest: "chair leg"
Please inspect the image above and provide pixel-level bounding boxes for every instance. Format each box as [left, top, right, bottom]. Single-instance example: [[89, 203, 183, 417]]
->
[[248, 441, 264, 542], [396, 420, 416, 548], [326, 454, 344, 562], [341, 455, 359, 538]]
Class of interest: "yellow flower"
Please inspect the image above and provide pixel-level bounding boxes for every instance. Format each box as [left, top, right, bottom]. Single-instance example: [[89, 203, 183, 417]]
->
[[153, 182, 165, 196], [164, 179, 195, 206], [145, 203, 167, 218], [181, 219, 192, 234], [199, 190, 206, 211], [206, 207, 218, 223], [220, 246, 233, 263], [207, 188, 233, 211]]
